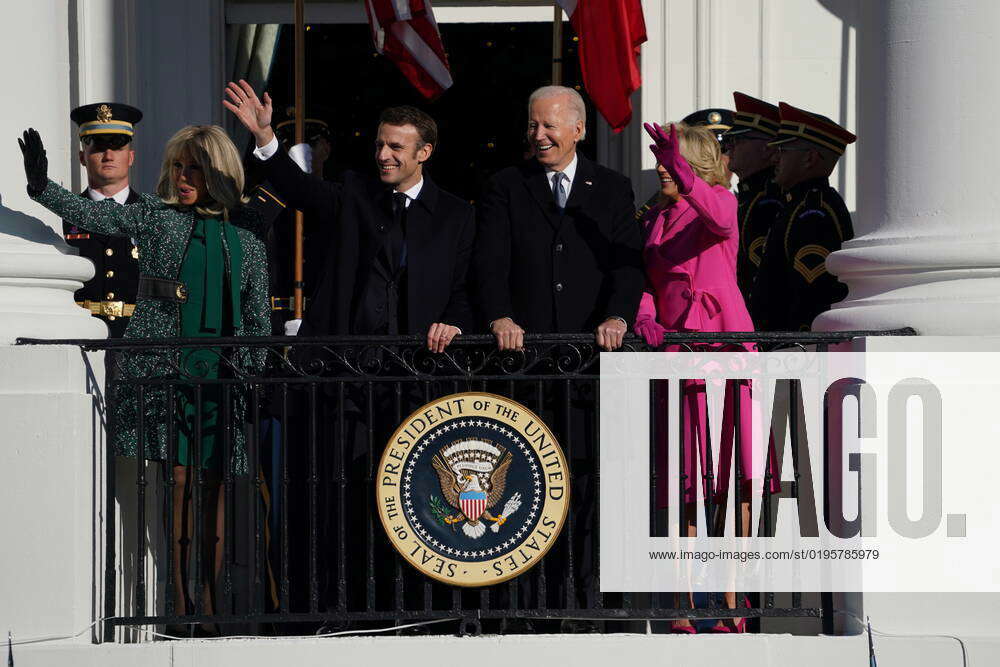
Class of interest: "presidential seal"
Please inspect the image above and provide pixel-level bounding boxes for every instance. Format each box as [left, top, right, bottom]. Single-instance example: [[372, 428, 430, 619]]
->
[[376, 392, 570, 587]]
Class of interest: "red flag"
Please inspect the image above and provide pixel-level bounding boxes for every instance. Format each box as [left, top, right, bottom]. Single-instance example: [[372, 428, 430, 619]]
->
[[365, 0, 454, 100], [557, 0, 647, 132]]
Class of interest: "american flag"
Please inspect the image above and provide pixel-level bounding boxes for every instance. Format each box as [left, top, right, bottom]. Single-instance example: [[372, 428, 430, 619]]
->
[[364, 0, 454, 100]]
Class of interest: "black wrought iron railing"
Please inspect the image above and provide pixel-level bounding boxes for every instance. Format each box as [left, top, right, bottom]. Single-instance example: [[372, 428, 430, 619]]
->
[[16, 329, 914, 640]]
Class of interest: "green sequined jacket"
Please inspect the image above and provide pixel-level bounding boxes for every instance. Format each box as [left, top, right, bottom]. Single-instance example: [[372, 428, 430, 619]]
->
[[31, 179, 270, 471]]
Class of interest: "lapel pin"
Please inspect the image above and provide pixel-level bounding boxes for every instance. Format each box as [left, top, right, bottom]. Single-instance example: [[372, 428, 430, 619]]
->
[[585, 180, 593, 186]]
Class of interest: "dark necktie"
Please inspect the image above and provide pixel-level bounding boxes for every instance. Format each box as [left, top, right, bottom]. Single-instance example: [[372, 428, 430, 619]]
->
[[390, 191, 408, 273], [552, 171, 568, 211]]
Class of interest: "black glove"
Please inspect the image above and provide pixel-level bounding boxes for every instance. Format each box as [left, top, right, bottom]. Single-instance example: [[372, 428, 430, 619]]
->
[[18, 128, 48, 197]]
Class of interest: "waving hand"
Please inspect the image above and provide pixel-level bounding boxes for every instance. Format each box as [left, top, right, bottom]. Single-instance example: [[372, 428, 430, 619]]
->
[[18, 128, 48, 196], [643, 122, 695, 194], [223, 79, 275, 146]]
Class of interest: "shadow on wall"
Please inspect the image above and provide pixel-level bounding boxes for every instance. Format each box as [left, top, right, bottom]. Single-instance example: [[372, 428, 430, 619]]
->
[[0, 194, 71, 252], [816, 0, 861, 203]]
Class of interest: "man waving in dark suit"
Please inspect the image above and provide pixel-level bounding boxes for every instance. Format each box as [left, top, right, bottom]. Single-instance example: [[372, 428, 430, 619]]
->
[[225, 80, 473, 349], [226, 81, 474, 616], [475, 85, 644, 350]]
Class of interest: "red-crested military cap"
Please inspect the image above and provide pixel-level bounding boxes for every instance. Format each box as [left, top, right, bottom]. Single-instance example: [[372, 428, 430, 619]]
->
[[723, 92, 780, 139], [768, 102, 856, 155]]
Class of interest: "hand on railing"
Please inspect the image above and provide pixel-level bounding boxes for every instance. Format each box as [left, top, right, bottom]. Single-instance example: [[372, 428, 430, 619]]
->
[[634, 319, 666, 348], [426, 322, 460, 353], [284, 319, 302, 336], [595, 317, 627, 351], [635, 291, 666, 348], [490, 317, 525, 352]]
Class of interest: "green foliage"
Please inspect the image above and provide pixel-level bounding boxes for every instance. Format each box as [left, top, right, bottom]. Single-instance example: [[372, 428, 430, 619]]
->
[[428, 494, 450, 528]]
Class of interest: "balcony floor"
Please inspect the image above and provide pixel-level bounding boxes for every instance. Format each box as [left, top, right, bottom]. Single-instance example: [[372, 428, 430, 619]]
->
[[14, 632, 997, 667]]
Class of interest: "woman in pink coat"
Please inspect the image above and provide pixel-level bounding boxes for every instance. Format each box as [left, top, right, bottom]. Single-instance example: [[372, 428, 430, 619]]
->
[[635, 122, 766, 633]]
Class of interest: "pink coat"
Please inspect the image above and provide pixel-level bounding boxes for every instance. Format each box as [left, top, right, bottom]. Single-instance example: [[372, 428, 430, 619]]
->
[[641, 178, 775, 505], [639, 178, 753, 333]]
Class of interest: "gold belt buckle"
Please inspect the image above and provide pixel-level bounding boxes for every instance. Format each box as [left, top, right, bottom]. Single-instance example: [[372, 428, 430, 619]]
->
[[102, 300, 124, 317]]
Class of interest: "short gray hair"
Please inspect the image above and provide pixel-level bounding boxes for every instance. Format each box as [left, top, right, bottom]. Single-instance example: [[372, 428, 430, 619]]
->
[[528, 85, 587, 141]]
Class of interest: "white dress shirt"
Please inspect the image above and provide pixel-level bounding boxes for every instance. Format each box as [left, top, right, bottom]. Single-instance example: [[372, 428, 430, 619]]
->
[[88, 186, 135, 245], [395, 178, 423, 205], [253, 136, 282, 161], [87, 186, 131, 205]]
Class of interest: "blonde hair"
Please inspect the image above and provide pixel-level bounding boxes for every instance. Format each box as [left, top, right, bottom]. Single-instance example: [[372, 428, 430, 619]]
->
[[670, 122, 731, 188], [156, 125, 247, 218]]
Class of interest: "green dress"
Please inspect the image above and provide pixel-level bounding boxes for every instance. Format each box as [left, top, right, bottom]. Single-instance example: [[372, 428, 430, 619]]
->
[[30, 180, 270, 474], [175, 218, 244, 471]]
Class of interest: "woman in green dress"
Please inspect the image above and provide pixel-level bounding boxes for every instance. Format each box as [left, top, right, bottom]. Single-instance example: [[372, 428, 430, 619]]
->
[[19, 125, 270, 633]]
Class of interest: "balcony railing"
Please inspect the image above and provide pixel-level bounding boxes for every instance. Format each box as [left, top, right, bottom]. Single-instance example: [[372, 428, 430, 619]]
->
[[17, 329, 914, 640]]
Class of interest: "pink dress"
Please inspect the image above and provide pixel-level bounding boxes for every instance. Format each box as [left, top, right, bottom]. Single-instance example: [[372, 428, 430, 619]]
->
[[640, 178, 775, 506]]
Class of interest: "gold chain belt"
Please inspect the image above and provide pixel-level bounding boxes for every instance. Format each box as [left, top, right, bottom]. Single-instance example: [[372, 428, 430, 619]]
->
[[76, 300, 135, 317]]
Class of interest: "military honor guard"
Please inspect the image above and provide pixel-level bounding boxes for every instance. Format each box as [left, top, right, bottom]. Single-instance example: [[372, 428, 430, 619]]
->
[[751, 102, 856, 331], [268, 113, 333, 332], [681, 107, 735, 144], [64, 103, 143, 337], [721, 92, 785, 308]]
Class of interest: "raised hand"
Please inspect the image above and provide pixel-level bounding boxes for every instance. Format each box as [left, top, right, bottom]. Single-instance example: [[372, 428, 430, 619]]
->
[[223, 79, 275, 146], [643, 122, 695, 194], [17, 128, 48, 196]]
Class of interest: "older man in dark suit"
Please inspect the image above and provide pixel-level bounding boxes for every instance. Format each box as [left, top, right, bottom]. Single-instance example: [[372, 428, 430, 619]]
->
[[475, 85, 644, 351], [474, 86, 643, 625]]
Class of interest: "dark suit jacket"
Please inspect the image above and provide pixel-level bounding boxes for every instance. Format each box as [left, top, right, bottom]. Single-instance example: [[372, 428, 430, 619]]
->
[[473, 156, 644, 333], [251, 147, 475, 335], [63, 188, 142, 338]]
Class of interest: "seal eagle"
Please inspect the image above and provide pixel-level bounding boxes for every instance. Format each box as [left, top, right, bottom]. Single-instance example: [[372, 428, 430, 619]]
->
[[431, 439, 519, 539]]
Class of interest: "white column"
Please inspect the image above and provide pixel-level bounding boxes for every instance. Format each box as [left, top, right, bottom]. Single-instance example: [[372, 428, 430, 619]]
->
[[815, 0, 1000, 639], [815, 0, 1000, 334], [0, 1, 108, 344], [0, 0, 109, 645]]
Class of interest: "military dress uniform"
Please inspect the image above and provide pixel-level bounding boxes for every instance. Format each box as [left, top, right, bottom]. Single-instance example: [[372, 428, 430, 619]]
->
[[64, 189, 142, 337], [681, 107, 735, 143], [751, 102, 857, 331], [720, 92, 785, 306], [65, 102, 143, 337], [245, 115, 333, 333], [734, 171, 783, 303]]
